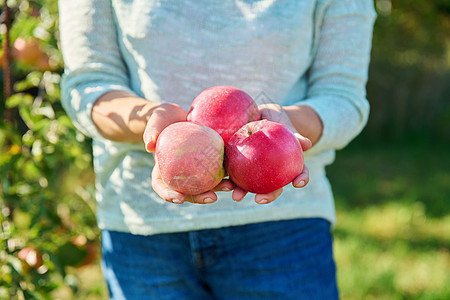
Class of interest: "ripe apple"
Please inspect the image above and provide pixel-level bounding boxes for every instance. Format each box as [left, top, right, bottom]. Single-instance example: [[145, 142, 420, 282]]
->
[[156, 122, 225, 195], [79, 242, 98, 267], [12, 37, 51, 70], [225, 120, 303, 194], [18, 247, 44, 269], [187, 86, 261, 144]]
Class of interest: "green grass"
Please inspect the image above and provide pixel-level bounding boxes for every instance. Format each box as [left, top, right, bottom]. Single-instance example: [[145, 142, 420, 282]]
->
[[67, 143, 450, 299], [328, 142, 450, 299]]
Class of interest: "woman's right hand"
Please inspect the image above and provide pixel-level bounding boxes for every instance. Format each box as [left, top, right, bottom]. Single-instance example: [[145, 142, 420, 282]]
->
[[151, 157, 234, 204], [143, 102, 189, 152], [144, 102, 234, 204]]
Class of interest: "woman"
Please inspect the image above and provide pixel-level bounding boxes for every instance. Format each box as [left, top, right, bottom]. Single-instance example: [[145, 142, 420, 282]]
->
[[59, 0, 376, 299]]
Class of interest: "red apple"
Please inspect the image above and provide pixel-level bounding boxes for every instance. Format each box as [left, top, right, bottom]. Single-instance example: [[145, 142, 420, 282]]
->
[[13, 37, 51, 70], [225, 120, 303, 194], [187, 86, 261, 144], [68, 235, 99, 267], [79, 242, 99, 267], [18, 247, 44, 269], [156, 122, 225, 195]]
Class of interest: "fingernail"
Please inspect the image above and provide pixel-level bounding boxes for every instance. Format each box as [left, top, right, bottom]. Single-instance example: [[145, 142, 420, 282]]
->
[[145, 132, 158, 152], [232, 196, 242, 202], [145, 142, 153, 152], [295, 180, 306, 188], [258, 199, 268, 204], [171, 199, 183, 204], [221, 187, 231, 191], [204, 198, 216, 204], [167, 191, 179, 199], [294, 133, 303, 139]]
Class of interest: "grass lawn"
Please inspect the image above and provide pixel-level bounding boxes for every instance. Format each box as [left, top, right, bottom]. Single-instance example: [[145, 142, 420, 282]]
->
[[65, 143, 450, 299], [328, 142, 450, 299]]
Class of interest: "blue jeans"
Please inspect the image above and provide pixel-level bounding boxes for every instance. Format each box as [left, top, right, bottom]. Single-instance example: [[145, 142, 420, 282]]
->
[[101, 218, 338, 300]]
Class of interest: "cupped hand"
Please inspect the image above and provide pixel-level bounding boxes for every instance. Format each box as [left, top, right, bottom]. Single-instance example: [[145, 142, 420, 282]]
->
[[144, 102, 233, 204], [152, 157, 235, 204], [258, 103, 312, 151], [232, 103, 312, 204], [143, 102, 188, 152]]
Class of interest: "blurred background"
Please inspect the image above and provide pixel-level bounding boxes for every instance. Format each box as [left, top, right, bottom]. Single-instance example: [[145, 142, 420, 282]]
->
[[1, 0, 449, 299]]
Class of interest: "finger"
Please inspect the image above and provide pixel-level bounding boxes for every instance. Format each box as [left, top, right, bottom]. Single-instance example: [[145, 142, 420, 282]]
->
[[152, 168, 218, 204], [144, 103, 187, 152], [152, 177, 186, 204], [292, 165, 310, 188], [144, 120, 159, 153], [255, 188, 283, 204], [185, 191, 218, 204], [232, 187, 248, 202], [211, 179, 234, 192], [144, 106, 170, 153], [259, 105, 309, 150], [259, 104, 286, 125], [152, 162, 186, 204], [294, 133, 312, 151]]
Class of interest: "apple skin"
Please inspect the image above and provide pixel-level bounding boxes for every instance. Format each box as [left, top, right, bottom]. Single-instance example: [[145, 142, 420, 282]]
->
[[156, 122, 225, 195], [18, 247, 44, 269], [187, 86, 261, 144], [14, 37, 51, 70], [1, 37, 51, 71], [225, 120, 303, 194]]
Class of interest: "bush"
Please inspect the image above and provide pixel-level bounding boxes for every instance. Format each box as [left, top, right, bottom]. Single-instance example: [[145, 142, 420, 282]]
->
[[1, 0, 449, 299], [1, 1, 100, 298]]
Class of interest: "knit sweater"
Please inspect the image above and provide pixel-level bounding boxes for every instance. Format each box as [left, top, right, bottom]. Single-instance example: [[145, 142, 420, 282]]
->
[[59, 0, 376, 235]]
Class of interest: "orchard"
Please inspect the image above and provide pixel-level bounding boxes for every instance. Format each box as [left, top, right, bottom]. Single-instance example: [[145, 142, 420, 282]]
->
[[1, 0, 449, 299], [1, 1, 101, 298]]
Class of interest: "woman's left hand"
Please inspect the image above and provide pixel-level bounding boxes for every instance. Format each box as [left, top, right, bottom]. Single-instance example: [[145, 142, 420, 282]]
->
[[232, 103, 312, 204]]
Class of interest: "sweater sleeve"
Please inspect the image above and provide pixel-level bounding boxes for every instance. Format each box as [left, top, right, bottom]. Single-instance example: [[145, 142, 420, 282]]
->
[[295, 0, 376, 153], [58, 0, 135, 139]]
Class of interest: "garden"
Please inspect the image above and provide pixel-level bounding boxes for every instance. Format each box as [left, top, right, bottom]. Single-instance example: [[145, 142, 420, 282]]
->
[[1, 0, 449, 299]]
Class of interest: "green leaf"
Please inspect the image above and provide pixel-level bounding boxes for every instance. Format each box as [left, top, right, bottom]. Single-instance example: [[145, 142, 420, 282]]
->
[[55, 242, 87, 267], [5, 94, 33, 109]]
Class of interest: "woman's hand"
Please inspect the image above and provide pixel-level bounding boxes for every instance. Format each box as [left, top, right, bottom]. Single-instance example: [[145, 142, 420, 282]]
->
[[144, 102, 233, 204], [152, 157, 234, 204], [143, 102, 189, 152], [231, 103, 312, 204]]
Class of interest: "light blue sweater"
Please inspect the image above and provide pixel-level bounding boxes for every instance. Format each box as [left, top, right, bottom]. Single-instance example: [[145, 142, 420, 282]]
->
[[59, 0, 376, 235]]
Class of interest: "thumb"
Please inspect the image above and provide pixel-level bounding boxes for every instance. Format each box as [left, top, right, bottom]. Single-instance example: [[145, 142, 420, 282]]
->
[[143, 106, 165, 153], [143, 122, 159, 153], [294, 133, 312, 151], [143, 103, 188, 152]]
